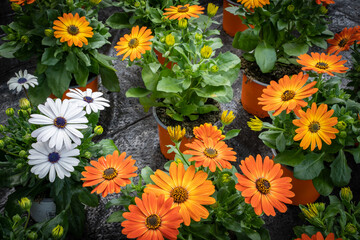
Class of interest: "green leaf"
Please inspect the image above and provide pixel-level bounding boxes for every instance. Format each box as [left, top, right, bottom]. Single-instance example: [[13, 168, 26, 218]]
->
[[294, 152, 325, 180], [259, 131, 282, 149], [74, 48, 91, 66], [195, 86, 227, 98], [0, 42, 21, 58], [274, 149, 305, 167], [45, 63, 72, 98], [275, 132, 286, 152], [65, 52, 79, 73], [232, 29, 259, 52], [98, 139, 119, 156], [78, 189, 99, 207], [106, 197, 132, 208], [202, 74, 230, 86], [106, 12, 131, 29], [148, 62, 161, 73], [346, 145, 360, 164], [330, 150, 351, 187], [41, 48, 60, 66], [224, 129, 241, 140], [141, 166, 155, 185], [126, 87, 151, 98], [74, 62, 89, 87], [313, 169, 334, 196], [107, 211, 125, 223], [283, 43, 309, 57], [42, 37, 56, 47], [99, 66, 120, 92], [142, 65, 159, 91], [216, 51, 241, 72], [28, 75, 52, 105], [88, 32, 108, 49], [197, 105, 218, 114], [157, 76, 182, 93], [254, 41, 276, 73]]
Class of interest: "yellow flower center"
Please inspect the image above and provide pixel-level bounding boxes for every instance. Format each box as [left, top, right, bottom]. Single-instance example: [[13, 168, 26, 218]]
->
[[67, 25, 79, 35], [178, 6, 189, 12], [103, 168, 117, 180], [315, 62, 329, 70], [145, 214, 161, 230], [128, 38, 139, 48], [309, 121, 321, 133], [170, 186, 189, 203], [256, 178, 271, 194], [204, 148, 218, 158], [281, 90, 296, 101], [338, 38, 349, 47]]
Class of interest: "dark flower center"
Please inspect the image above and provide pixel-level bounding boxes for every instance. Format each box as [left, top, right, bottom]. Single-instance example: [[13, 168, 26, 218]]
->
[[178, 6, 189, 12], [83, 96, 94, 103], [281, 90, 296, 101], [54, 117, 67, 128], [338, 38, 348, 47], [17, 77, 27, 84], [128, 38, 139, 48], [145, 214, 161, 230], [103, 168, 117, 180], [48, 152, 60, 163], [315, 62, 329, 70], [67, 25, 79, 35], [204, 148, 218, 158], [170, 186, 189, 203], [309, 121, 320, 133], [256, 178, 271, 194]]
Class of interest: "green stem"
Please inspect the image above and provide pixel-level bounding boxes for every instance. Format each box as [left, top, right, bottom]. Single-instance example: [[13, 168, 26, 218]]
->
[[312, 73, 323, 104], [24, 210, 30, 230], [1, 149, 20, 157], [175, 142, 190, 166]]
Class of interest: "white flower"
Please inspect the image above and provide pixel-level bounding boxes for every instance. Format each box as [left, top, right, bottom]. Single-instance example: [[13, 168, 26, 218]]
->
[[28, 142, 80, 182], [66, 88, 110, 114], [7, 70, 38, 93], [29, 98, 88, 150]]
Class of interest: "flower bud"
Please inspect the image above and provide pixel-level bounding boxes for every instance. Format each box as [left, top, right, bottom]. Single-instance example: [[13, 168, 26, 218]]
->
[[167, 125, 186, 143], [287, 4, 295, 12], [178, 19, 188, 29], [0, 140, 4, 148], [90, 0, 102, 5], [207, 3, 219, 18], [19, 109, 29, 118], [336, 121, 347, 130], [22, 133, 32, 142], [21, 35, 29, 44], [44, 29, 54, 37], [16, 163, 24, 169], [66, 0, 73, 5], [18, 197, 32, 211], [339, 131, 347, 138], [134, 1, 140, 7], [141, 0, 145, 6], [175, 158, 182, 164], [340, 187, 353, 202], [52, 225, 64, 240], [247, 116, 263, 131], [0, 125, 5, 132], [7, 33, 17, 41], [345, 223, 357, 235], [315, 202, 325, 212], [165, 34, 175, 47], [195, 33, 203, 41], [221, 173, 231, 183], [160, 37, 165, 43], [200, 45, 212, 59], [84, 151, 92, 159], [11, 3, 21, 12], [6, 108, 14, 117], [210, 65, 219, 73], [19, 150, 27, 158], [94, 125, 103, 135], [12, 214, 21, 223], [19, 98, 30, 109], [320, 6, 328, 14], [221, 110, 235, 125], [27, 232, 38, 240]]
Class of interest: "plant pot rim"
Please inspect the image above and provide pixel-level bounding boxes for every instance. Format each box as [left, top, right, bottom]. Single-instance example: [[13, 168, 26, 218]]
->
[[70, 74, 98, 89], [225, 0, 241, 6], [243, 72, 269, 87], [152, 107, 167, 130]]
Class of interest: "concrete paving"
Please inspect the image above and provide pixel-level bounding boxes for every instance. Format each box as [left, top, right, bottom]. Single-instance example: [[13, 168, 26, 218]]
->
[[0, 0, 359, 239]]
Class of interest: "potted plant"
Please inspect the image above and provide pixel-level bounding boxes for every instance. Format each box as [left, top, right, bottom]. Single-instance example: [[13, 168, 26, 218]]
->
[[232, 0, 333, 117], [0, 0, 119, 105], [113, 4, 241, 159]]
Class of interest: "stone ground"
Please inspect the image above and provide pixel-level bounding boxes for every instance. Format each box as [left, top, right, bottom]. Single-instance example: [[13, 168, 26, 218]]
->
[[0, 0, 359, 239]]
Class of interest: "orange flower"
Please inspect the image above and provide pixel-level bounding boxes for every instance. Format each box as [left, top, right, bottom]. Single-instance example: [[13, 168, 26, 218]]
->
[[297, 52, 348, 76], [258, 72, 318, 116], [235, 155, 294, 216], [114, 26, 153, 61], [327, 27, 357, 55], [184, 137, 236, 172], [81, 151, 138, 197], [315, 0, 335, 5], [293, 103, 339, 151], [122, 192, 183, 240], [144, 162, 216, 226], [53, 13, 93, 47], [237, 0, 270, 8], [163, 4, 204, 20], [10, 0, 35, 5], [353, 26, 360, 44], [295, 232, 342, 240], [193, 123, 225, 141]]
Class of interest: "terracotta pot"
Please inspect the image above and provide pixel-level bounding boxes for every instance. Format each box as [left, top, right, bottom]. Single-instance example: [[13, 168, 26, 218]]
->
[[30, 198, 56, 222], [223, 0, 250, 37], [241, 73, 269, 118], [271, 149, 320, 205], [49, 75, 99, 100], [153, 49, 173, 69], [153, 108, 193, 160]]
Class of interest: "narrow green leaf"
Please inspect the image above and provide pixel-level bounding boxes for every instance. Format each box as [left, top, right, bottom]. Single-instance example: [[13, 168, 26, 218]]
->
[[254, 41, 276, 73], [126, 87, 151, 98], [224, 129, 241, 140]]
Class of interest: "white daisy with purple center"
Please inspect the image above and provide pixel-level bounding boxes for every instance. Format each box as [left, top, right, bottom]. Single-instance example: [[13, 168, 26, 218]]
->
[[66, 88, 110, 114], [7, 70, 38, 93]]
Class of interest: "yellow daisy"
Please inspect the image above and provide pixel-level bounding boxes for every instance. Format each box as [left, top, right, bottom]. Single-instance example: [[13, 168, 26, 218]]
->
[[237, 0, 270, 9], [163, 4, 204, 20]]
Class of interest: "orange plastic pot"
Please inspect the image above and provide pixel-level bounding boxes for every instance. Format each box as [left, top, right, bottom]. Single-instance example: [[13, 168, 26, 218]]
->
[[241, 73, 269, 118], [49, 75, 99, 100], [223, 0, 250, 37], [153, 108, 193, 160]]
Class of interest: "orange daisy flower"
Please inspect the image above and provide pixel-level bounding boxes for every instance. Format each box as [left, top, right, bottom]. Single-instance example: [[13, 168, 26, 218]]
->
[[114, 26, 153, 61], [53, 13, 93, 47], [10, 0, 35, 5], [163, 4, 204, 20], [193, 123, 225, 141], [315, 0, 335, 5], [297, 52, 348, 76], [237, 0, 270, 9], [293, 103, 339, 151], [144, 162, 216, 226], [327, 27, 357, 55], [235, 155, 294, 216], [258, 72, 318, 116], [184, 137, 236, 172], [295, 232, 342, 240], [353, 26, 360, 44], [81, 151, 138, 197], [122, 192, 183, 240]]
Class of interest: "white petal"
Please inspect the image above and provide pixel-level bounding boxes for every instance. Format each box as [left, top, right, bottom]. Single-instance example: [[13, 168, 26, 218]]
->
[[64, 128, 82, 145], [61, 157, 80, 166], [37, 126, 57, 143], [28, 159, 48, 165], [46, 98, 60, 116], [54, 163, 65, 179], [85, 105, 92, 114], [28, 114, 53, 125], [59, 148, 80, 157], [49, 165, 56, 182], [60, 99, 69, 117], [38, 104, 56, 119], [58, 160, 74, 172]]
